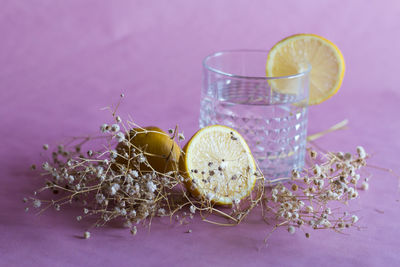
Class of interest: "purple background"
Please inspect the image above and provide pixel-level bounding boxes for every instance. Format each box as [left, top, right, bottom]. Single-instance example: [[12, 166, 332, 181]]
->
[[1, 0, 400, 266]]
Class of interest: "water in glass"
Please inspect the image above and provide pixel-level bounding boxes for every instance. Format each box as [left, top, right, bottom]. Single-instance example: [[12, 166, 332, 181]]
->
[[200, 79, 308, 180]]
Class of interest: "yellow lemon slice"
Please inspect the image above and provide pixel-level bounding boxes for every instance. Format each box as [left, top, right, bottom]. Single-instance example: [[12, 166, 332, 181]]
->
[[266, 34, 345, 105], [180, 125, 257, 205]]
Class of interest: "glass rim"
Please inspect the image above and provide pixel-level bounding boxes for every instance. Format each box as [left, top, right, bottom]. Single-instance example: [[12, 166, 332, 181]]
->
[[203, 49, 312, 80]]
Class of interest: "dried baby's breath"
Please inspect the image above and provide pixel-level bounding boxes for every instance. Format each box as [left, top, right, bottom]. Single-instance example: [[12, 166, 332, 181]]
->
[[262, 145, 371, 243], [83, 231, 91, 239], [27, 101, 191, 235], [27, 99, 376, 241]]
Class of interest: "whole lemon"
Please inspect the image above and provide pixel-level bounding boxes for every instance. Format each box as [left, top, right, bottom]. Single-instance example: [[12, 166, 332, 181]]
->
[[116, 126, 181, 174]]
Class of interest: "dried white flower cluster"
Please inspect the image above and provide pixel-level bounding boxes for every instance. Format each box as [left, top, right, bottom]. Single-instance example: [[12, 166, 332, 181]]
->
[[27, 106, 188, 236], [26, 99, 373, 240], [263, 147, 369, 239]]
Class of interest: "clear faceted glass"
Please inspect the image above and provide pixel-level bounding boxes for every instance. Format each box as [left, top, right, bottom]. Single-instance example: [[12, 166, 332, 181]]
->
[[200, 50, 310, 181]]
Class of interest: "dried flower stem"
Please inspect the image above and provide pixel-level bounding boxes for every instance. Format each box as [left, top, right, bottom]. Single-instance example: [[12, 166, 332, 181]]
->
[[27, 101, 376, 241]]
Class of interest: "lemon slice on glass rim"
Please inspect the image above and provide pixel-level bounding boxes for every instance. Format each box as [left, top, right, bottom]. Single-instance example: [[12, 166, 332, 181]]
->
[[266, 33, 345, 105], [180, 125, 257, 205]]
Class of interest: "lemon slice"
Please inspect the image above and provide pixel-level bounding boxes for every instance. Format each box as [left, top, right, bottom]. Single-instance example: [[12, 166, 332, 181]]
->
[[180, 125, 257, 205], [266, 34, 345, 105]]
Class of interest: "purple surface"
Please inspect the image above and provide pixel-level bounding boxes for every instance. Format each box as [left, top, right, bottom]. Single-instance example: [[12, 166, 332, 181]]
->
[[1, 0, 400, 266]]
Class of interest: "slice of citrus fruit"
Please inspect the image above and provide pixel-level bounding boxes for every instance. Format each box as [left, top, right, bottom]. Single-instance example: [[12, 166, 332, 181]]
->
[[180, 125, 257, 205], [266, 34, 345, 105]]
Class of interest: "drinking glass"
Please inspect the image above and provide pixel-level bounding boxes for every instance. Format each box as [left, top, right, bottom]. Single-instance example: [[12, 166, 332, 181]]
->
[[200, 50, 310, 181]]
